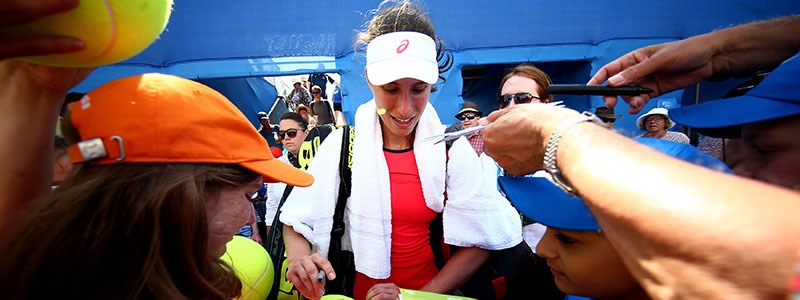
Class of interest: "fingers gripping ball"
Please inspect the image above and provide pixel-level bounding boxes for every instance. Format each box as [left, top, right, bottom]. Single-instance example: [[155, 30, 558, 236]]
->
[[220, 236, 275, 300], [8, 0, 173, 67]]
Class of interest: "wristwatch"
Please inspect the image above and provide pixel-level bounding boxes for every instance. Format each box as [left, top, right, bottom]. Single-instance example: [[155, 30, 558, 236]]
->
[[543, 111, 604, 196]]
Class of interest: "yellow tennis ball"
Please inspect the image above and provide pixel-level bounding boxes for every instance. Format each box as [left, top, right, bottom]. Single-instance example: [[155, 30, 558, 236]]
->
[[321, 295, 354, 300], [8, 0, 173, 67], [220, 236, 275, 300]]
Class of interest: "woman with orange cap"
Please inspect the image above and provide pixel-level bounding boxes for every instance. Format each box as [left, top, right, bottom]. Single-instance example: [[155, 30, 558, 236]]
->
[[0, 35, 312, 299]]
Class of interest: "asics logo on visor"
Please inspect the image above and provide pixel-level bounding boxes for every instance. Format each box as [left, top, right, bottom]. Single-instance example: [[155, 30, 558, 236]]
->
[[396, 39, 409, 53]]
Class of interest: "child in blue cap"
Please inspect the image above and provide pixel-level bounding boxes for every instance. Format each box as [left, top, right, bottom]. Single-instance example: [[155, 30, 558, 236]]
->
[[499, 138, 731, 300]]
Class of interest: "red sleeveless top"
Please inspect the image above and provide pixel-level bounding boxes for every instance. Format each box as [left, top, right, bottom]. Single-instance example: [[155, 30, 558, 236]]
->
[[352, 148, 438, 300]]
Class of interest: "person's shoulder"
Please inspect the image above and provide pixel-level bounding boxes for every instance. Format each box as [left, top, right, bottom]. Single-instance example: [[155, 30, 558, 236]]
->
[[310, 123, 336, 136], [668, 131, 690, 143]]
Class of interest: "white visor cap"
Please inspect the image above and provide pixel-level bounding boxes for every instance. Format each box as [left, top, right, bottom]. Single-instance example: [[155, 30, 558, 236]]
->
[[366, 31, 438, 86]]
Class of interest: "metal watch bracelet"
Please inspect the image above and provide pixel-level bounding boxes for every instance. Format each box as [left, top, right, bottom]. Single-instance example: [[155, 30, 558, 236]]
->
[[543, 111, 604, 196]]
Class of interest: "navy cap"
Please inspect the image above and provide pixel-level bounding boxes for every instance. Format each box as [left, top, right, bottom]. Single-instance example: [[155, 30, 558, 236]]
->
[[498, 138, 732, 231], [670, 52, 800, 138]]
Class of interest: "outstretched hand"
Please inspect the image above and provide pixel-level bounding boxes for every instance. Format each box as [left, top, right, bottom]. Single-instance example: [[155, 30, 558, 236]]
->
[[0, 0, 86, 61], [482, 104, 578, 175], [587, 35, 717, 114]]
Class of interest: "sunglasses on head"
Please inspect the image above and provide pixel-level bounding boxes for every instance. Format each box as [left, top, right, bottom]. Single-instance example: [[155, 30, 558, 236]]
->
[[498, 92, 543, 108], [277, 128, 301, 139], [458, 114, 479, 121]]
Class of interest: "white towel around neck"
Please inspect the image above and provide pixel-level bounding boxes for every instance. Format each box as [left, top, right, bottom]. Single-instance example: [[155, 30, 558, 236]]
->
[[280, 99, 522, 279]]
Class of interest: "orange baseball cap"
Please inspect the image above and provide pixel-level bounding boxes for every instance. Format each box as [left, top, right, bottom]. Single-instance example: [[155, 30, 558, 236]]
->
[[67, 73, 313, 187]]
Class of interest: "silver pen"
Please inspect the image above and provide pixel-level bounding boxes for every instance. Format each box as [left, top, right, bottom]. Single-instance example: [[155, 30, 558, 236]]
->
[[422, 101, 564, 144], [316, 270, 326, 282]]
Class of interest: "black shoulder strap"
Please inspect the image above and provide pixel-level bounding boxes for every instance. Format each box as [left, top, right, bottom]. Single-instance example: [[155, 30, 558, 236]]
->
[[264, 183, 295, 300], [325, 125, 356, 296], [265, 171, 298, 248], [331, 125, 354, 242]]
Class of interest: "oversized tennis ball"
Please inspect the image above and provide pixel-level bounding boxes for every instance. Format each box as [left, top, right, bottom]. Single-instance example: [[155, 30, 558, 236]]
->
[[220, 236, 275, 300], [8, 0, 173, 67], [321, 296, 354, 300]]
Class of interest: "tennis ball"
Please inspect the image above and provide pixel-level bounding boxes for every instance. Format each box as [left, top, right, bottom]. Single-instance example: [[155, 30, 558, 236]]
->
[[8, 0, 173, 67], [220, 236, 275, 300], [320, 296, 354, 300]]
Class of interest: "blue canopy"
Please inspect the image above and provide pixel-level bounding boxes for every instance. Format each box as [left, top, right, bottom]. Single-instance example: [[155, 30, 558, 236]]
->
[[73, 0, 800, 134]]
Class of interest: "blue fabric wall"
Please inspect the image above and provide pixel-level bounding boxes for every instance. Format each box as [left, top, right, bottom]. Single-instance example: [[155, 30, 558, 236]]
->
[[71, 0, 800, 134], [198, 77, 278, 129]]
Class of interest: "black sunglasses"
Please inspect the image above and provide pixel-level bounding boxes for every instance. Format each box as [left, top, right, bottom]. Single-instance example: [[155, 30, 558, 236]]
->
[[312, 90, 321, 94], [600, 117, 617, 123], [498, 92, 543, 108], [277, 128, 301, 139], [458, 114, 479, 121]]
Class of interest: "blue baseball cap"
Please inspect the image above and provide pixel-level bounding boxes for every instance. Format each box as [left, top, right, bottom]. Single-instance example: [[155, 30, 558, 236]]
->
[[500, 176, 599, 231], [669, 52, 800, 138], [498, 138, 732, 231]]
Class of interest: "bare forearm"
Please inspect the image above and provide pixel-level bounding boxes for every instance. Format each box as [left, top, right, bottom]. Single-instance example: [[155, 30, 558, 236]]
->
[[283, 225, 313, 258], [709, 15, 800, 76], [421, 247, 490, 294], [0, 71, 62, 228], [557, 124, 800, 298]]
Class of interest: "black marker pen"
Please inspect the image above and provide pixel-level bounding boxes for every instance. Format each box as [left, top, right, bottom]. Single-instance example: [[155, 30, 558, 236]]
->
[[547, 84, 654, 96]]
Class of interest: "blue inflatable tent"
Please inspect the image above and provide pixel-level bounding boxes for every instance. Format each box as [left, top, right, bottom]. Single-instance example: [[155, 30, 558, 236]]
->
[[73, 0, 800, 134]]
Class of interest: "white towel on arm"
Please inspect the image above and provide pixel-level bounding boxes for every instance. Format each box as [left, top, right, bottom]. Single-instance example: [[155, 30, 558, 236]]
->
[[280, 99, 522, 280], [443, 132, 522, 249], [279, 130, 344, 261]]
